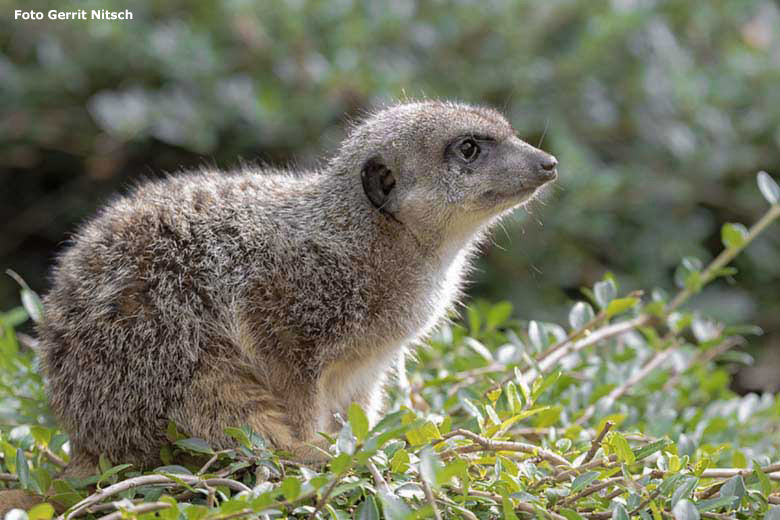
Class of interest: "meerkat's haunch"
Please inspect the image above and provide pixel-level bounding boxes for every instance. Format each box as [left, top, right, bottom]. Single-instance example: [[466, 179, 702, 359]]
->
[[38, 101, 557, 473]]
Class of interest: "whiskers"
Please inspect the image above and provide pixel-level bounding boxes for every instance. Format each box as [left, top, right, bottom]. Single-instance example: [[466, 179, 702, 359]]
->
[[538, 118, 551, 149]]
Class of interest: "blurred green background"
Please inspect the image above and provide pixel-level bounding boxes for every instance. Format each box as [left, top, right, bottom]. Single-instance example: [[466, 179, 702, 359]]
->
[[1, 0, 779, 390]]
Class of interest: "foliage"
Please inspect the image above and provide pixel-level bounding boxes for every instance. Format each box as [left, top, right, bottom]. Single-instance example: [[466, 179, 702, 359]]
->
[[2, 2, 780, 393], [1, 172, 779, 519]]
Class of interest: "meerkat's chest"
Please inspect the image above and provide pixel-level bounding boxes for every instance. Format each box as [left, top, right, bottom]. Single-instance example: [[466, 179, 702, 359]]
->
[[318, 248, 471, 415]]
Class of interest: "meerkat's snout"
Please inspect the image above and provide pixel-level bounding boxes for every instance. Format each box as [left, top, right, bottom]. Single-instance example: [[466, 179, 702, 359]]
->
[[514, 139, 558, 188]]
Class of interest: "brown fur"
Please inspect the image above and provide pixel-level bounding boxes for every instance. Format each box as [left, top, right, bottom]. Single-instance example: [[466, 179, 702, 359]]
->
[[33, 101, 556, 476]]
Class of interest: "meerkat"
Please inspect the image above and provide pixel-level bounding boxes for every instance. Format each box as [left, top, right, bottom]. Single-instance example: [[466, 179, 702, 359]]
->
[[34, 100, 557, 476]]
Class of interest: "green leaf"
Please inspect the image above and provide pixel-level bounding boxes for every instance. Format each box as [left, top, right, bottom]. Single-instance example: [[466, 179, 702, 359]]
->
[[174, 437, 214, 455], [671, 499, 700, 520], [718, 474, 745, 507], [721, 222, 748, 249], [571, 471, 600, 493], [506, 382, 521, 414], [670, 476, 698, 507], [166, 421, 182, 443], [757, 171, 780, 204], [98, 453, 112, 474], [534, 405, 562, 428], [594, 279, 617, 309], [560, 509, 586, 520], [348, 403, 369, 443], [611, 503, 629, 520], [633, 439, 671, 461], [357, 496, 380, 520], [405, 420, 441, 446], [765, 507, 780, 520], [30, 427, 52, 446], [515, 367, 532, 407], [27, 503, 55, 520], [280, 476, 301, 500], [419, 448, 442, 489], [224, 427, 252, 449], [437, 458, 467, 486], [695, 496, 738, 512], [753, 461, 772, 497], [467, 306, 481, 335], [20, 289, 43, 324], [390, 448, 409, 473], [605, 297, 639, 318], [604, 432, 635, 465], [464, 338, 493, 361], [185, 505, 209, 520], [528, 321, 548, 351], [501, 494, 519, 520], [330, 453, 351, 474], [569, 301, 595, 330], [532, 369, 561, 400], [378, 489, 412, 520], [99, 463, 132, 484], [16, 447, 30, 490], [486, 301, 513, 330]]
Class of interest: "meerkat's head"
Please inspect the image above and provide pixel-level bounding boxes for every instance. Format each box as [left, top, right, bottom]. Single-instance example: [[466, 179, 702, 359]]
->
[[335, 100, 557, 249]]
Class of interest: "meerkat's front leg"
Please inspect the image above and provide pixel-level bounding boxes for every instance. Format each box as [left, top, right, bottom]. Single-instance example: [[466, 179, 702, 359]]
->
[[180, 365, 332, 463], [245, 376, 333, 462]]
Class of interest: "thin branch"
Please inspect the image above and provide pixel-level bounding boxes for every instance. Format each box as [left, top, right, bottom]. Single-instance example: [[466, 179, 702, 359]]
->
[[435, 497, 480, 520], [420, 476, 442, 520], [577, 348, 673, 425], [451, 486, 567, 520], [701, 466, 780, 480], [86, 499, 144, 514], [59, 474, 250, 520], [556, 455, 618, 482], [197, 450, 232, 475], [0, 473, 19, 482], [97, 502, 171, 520], [43, 447, 68, 468], [366, 460, 392, 496], [560, 477, 624, 506], [437, 429, 571, 467], [630, 488, 662, 516], [307, 460, 353, 520], [662, 336, 744, 392], [666, 203, 780, 314], [581, 421, 613, 465], [518, 204, 780, 391]]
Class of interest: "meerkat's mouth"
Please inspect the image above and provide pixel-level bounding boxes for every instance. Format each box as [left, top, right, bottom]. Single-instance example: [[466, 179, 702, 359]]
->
[[481, 187, 537, 204]]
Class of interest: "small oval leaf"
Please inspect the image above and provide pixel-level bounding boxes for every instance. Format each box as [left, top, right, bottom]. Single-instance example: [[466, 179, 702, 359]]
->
[[569, 301, 595, 330], [672, 499, 700, 520], [757, 170, 780, 204], [594, 279, 617, 309], [721, 222, 748, 249], [174, 437, 214, 455]]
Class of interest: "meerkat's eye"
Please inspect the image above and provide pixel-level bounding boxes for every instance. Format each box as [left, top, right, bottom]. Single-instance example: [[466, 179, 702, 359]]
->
[[458, 138, 480, 162]]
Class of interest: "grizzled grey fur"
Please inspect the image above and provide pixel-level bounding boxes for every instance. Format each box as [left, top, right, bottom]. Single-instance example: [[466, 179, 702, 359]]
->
[[38, 101, 557, 472]]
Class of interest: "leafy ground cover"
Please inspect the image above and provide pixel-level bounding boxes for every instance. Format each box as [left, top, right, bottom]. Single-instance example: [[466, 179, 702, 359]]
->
[[1, 172, 780, 519]]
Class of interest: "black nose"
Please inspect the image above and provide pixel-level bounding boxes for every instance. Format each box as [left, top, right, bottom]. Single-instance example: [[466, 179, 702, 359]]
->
[[540, 155, 558, 172]]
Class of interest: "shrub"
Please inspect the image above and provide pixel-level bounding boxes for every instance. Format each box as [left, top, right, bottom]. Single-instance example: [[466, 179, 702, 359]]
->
[[1, 171, 779, 519]]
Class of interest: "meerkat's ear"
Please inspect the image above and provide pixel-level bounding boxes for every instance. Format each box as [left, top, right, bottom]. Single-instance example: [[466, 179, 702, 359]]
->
[[361, 156, 396, 211]]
